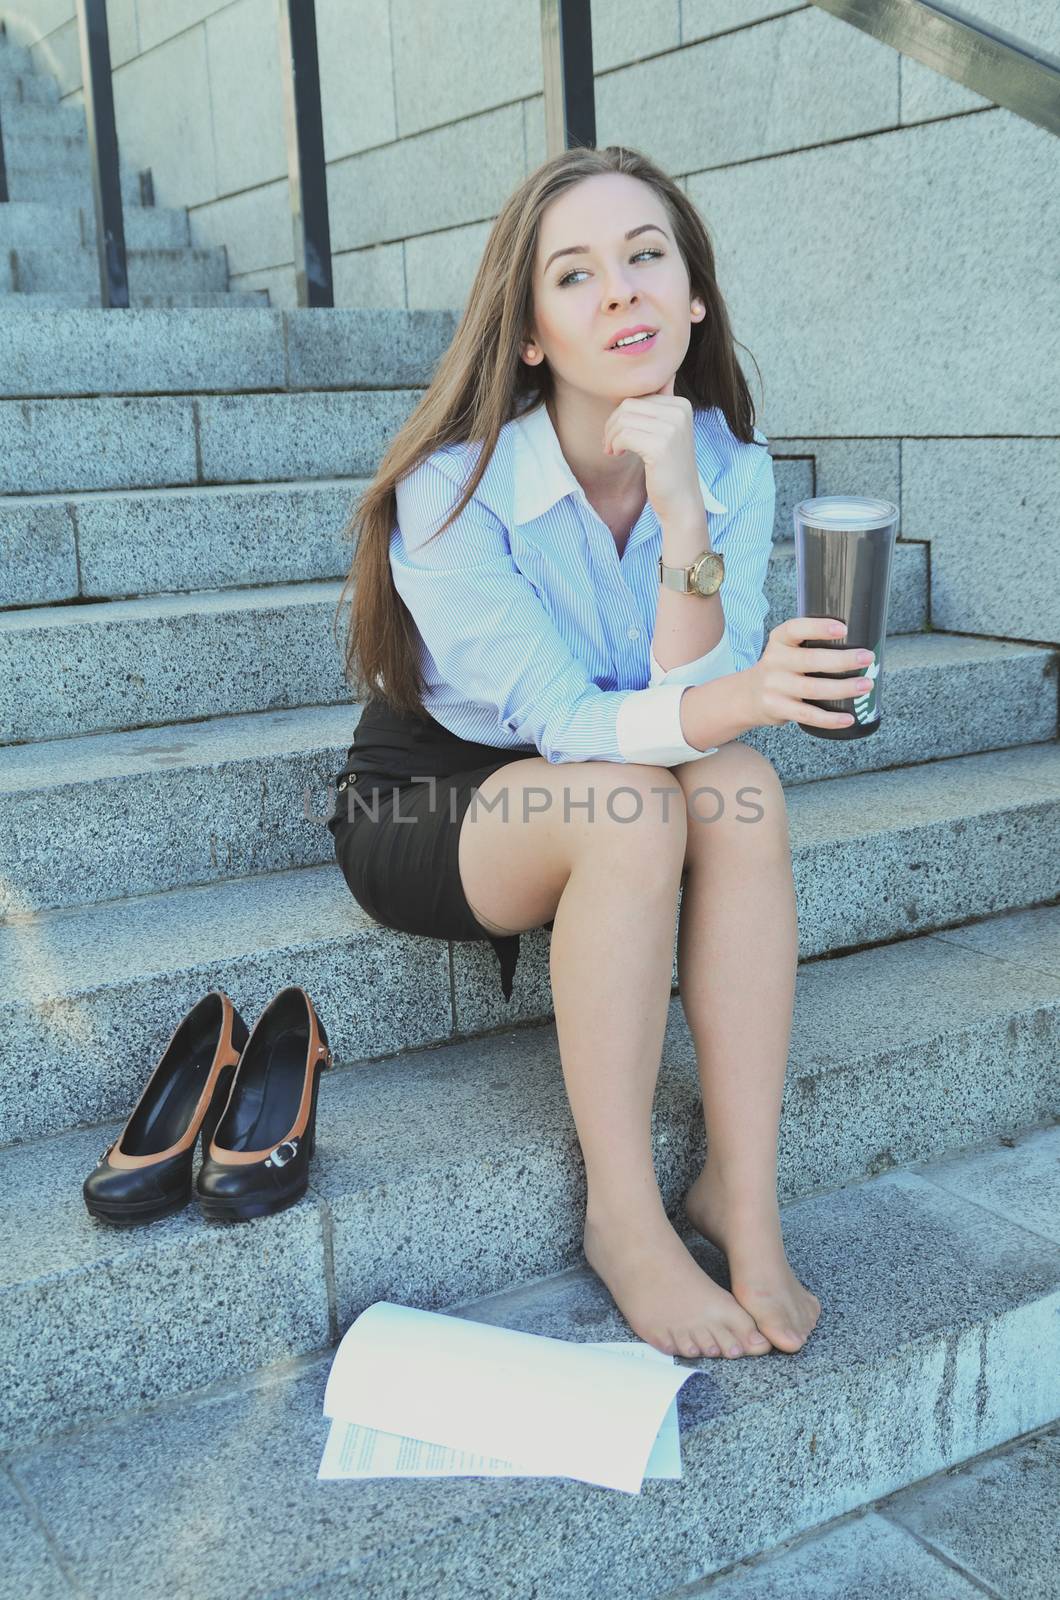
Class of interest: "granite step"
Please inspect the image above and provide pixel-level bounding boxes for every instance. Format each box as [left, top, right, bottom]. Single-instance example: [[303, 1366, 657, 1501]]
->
[[0, 200, 191, 259], [0, 458, 919, 599], [0, 196, 189, 256], [0, 635, 1054, 921], [0, 128, 88, 164], [0, 305, 459, 398], [0, 288, 269, 311], [9, 1407, 1060, 1600], [0, 302, 454, 400], [0, 35, 34, 74], [0, 385, 423, 494], [0, 476, 364, 606], [1, 741, 1058, 1144], [0, 200, 188, 255], [81, 204, 192, 251], [11, 243, 231, 294], [663, 1418, 1060, 1597], [0, 541, 929, 738], [3, 134, 117, 172], [0, 99, 88, 139], [1, 161, 145, 206], [1, 1104, 1057, 1590], [0, 67, 60, 104], [0, 199, 81, 248]]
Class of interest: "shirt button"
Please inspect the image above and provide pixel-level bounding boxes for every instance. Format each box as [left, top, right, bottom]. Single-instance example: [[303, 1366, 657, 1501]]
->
[[627, 625, 641, 640]]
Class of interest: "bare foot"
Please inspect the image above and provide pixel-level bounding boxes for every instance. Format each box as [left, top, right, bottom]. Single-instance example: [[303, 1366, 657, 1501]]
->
[[582, 1203, 773, 1359], [682, 1166, 821, 1354]]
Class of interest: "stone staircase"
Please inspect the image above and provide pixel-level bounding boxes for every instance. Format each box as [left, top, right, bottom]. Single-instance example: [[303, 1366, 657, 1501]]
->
[[0, 27, 267, 307], [1, 28, 1058, 1599]]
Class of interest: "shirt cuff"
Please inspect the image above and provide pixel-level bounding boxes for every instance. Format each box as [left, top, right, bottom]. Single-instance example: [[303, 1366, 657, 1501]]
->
[[649, 627, 736, 687], [614, 682, 719, 766]]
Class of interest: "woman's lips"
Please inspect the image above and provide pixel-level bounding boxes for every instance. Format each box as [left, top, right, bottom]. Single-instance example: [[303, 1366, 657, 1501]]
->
[[609, 330, 659, 355]]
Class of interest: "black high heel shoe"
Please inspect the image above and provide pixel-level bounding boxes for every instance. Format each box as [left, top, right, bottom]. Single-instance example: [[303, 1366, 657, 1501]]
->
[[195, 985, 332, 1223], [83, 991, 249, 1226]]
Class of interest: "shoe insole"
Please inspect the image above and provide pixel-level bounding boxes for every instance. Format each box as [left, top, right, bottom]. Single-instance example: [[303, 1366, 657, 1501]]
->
[[215, 1024, 307, 1153], [121, 1016, 221, 1157]]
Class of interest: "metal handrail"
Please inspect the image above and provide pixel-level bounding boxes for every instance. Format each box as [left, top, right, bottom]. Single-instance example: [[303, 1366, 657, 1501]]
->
[[42, 0, 1059, 308], [71, 0, 334, 308], [811, 0, 1060, 137], [537, 0, 1058, 163]]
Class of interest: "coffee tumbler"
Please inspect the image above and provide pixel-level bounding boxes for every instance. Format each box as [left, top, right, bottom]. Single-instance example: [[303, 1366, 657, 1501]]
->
[[793, 496, 899, 739]]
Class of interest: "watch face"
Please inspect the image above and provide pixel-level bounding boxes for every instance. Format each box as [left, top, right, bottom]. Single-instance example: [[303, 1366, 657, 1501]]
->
[[692, 552, 724, 596]]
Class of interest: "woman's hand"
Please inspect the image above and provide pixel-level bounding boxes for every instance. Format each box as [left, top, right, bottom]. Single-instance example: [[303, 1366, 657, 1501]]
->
[[745, 616, 876, 732], [602, 376, 704, 530]]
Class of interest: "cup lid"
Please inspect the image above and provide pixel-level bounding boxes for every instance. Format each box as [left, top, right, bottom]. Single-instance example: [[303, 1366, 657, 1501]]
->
[[795, 495, 898, 531]]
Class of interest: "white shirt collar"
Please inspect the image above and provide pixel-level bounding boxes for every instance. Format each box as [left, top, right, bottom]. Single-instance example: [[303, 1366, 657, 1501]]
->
[[509, 396, 729, 528]]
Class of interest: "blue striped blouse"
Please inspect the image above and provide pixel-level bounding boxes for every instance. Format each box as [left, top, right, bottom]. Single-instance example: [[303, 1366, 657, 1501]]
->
[[389, 397, 775, 765]]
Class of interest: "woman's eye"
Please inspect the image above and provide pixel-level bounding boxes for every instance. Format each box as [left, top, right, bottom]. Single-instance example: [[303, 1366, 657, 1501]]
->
[[557, 247, 663, 287]]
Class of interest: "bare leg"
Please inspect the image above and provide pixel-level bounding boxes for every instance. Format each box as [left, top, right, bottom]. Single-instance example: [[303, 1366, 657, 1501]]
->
[[458, 759, 773, 1359], [674, 742, 821, 1352], [547, 768, 771, 1356]]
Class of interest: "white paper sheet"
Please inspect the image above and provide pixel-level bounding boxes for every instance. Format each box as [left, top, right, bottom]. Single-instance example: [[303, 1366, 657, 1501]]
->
[[318, 1340, 684, 1485], [320, 1300, 704, 1494]]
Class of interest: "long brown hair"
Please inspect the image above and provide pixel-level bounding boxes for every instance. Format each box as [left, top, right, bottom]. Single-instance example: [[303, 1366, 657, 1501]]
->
[[332, 143, 764, 719]]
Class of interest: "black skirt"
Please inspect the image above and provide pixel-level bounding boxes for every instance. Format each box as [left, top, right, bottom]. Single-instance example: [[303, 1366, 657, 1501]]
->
[[326, 695, 554, 1002]]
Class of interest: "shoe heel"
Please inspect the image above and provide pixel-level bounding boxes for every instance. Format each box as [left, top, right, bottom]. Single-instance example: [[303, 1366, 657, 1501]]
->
[[306, 1061, 323, 1160]]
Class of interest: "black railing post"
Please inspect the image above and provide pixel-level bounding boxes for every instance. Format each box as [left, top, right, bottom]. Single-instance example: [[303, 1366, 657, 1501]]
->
[[277, 0, 334, 308], [540, 0, 596, 156], [0, 21, 10, 201], [74, 0, 129, 307]]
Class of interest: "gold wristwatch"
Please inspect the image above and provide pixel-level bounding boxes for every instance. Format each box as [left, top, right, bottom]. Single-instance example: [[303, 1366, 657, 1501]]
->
[[658, 549, 725, 597]]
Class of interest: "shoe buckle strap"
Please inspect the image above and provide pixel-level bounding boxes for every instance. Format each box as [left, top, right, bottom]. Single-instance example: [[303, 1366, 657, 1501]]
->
[[264, 1138, 300, 1169]]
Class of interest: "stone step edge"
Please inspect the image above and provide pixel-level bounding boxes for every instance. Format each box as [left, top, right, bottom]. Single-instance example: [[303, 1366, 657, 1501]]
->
[[6, 889, 1057, 1155], [3, 1111, 1058, 1525], [9, 244, 228, 263], [0, 539, 924, 627], [1, 737, 1057, 988], [0, 474, 367, 509], [0, 303, 460, 398], [408, 1137, 1060, 1591], [2, 761, 1058, 1149], [0, 633, 1049, 794]]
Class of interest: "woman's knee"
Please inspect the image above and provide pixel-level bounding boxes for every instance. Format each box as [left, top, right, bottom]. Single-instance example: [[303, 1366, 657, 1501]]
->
[[676, 741, 789, 847], [462, 757, 685, 874], [457, 759, 685, 936], [561, 761, 687, 863], [676, 740, 782, 802]]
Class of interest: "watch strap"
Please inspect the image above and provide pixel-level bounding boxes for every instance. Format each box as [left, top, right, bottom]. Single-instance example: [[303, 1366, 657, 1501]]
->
[[658, 549, 724, 595]]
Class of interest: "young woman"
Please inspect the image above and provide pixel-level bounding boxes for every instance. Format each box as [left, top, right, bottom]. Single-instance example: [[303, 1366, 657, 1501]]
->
[[328, 144, 872, 1363]]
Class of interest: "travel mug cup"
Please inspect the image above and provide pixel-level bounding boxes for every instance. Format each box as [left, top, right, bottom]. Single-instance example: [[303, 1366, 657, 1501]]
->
[[793, 496, 899, 740]]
